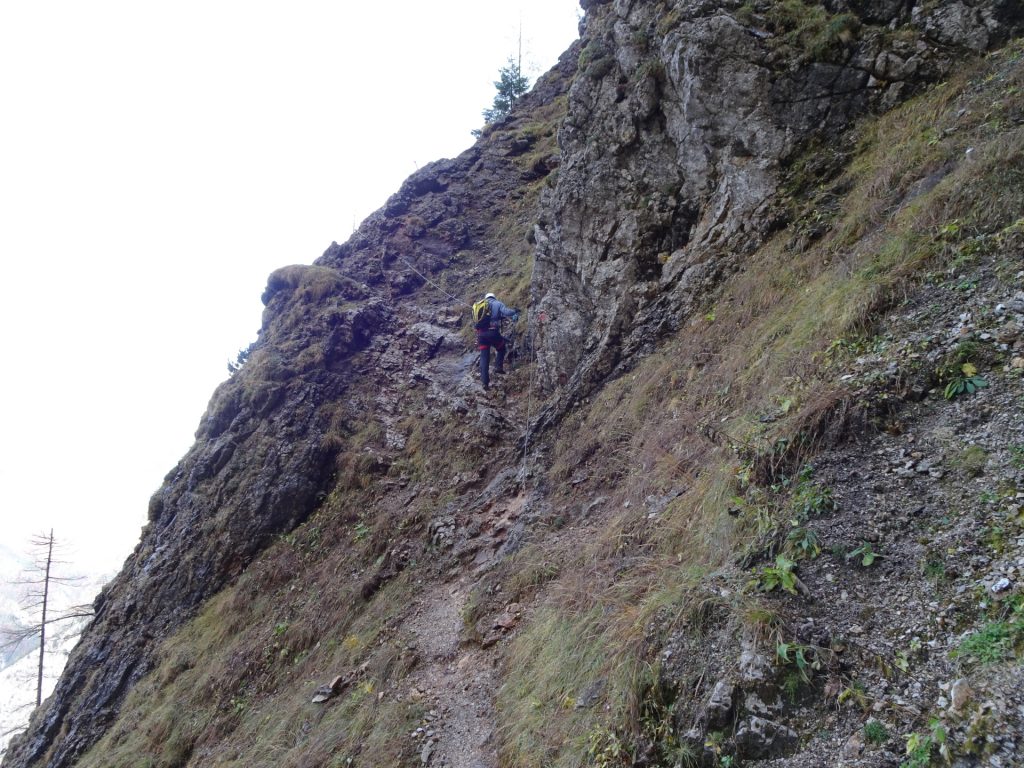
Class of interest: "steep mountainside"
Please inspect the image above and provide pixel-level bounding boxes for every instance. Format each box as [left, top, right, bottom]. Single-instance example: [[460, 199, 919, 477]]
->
[[5, 1, 1024, 767]]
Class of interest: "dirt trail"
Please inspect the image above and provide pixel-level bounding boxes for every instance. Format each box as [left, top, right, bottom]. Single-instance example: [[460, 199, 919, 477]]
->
[[404, 582, 498, 768]]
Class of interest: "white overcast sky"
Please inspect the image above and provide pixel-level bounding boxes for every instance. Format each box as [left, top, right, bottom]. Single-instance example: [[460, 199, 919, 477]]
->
[[0, 1, 581, 575]]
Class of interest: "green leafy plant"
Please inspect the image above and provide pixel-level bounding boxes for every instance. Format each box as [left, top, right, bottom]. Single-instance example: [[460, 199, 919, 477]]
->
[[631, 666, 698, 767], [944, 362, 989, 400], [754, 555, 800, 594], [984, 524, 1007, 553], [902, 719, 949, 767], [847, 542, 880, 567], [922, 556, 947, 583], [704, 730, 730, 765], [938, 219, 962, 239], [838, 679, 870, 711], [584, 670, 697, 768], [952, 233, 996, 267], [785, 525, 821, 559], [586, 726, 627, 768], [790, 466, 836, 517], [776, 640, 821, 682]]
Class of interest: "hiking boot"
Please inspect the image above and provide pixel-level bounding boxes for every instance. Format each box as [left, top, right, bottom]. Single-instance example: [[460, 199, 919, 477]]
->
[[494, 367, 506, 375]]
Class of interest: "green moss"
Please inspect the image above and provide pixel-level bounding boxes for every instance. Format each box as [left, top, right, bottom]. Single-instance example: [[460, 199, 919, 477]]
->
[[578, 40, 610, 71], [953, 445, 988, 477]]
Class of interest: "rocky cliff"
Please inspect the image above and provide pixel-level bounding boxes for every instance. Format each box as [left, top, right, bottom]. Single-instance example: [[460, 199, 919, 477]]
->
[[532, 0, 1021, 415], [5, 1, 1024, 767]]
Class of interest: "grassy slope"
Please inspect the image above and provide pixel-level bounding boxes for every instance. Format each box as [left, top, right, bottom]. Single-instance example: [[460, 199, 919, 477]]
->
[[494, 39, 1024, 767], [70, 91, 567, 768], [72, 39, 1024, 768]]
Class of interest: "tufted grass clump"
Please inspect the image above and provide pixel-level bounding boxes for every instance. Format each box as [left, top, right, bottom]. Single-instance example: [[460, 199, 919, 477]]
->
[[758, 0, 860, 62], [954, 618, 1024, 665], [865, 719, 889, 745]]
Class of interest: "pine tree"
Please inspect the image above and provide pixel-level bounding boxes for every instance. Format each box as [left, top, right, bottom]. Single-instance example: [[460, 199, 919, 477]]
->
[[481, 56, 530, 125]]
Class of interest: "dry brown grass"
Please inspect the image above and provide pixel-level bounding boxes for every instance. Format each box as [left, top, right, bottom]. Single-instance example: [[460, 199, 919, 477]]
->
[[75, 485, 428, 768], [496, 41, 1024, 767]]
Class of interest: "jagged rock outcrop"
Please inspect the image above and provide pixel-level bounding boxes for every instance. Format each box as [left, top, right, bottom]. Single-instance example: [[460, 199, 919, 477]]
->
[[531, 0, 1022, 420]]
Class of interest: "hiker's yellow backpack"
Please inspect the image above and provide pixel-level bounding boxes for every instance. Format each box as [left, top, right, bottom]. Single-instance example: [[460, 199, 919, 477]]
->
[[472, 298, 492, 330]]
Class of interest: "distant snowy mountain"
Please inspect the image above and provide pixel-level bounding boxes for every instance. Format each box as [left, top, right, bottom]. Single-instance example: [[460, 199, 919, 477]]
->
[[0, 564, 109, 757], [0, 546, 31, 671], [0, 544, 27, 576], [0, 614, 88, 754]]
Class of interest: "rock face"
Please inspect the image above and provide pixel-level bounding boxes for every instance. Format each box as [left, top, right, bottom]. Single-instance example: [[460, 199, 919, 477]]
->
[[531, 0, 1022, 418], [735, 715, 799, 759]]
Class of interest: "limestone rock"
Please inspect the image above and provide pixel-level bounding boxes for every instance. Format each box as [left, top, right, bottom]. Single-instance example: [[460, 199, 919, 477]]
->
[[575, 679, 607, 710], [311, 674, 352, 704], [409, 322, 462, 361], [739, 641, 773, 689], [950, 678, 972, 713], [841, 727, 866, 760], [706, 680, 735, 728], [918, 1, 992, 51], [530, 0, 1024, 426], [744, 691, 783, 717], [734, 716, 799, 760]]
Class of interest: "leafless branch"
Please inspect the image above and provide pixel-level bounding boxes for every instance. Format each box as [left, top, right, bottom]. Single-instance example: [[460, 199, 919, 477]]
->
[[7, 529, 91, 706]]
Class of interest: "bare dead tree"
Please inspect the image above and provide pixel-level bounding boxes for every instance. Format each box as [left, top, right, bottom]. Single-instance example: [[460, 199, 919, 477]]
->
[[1, 530, 93, 707]]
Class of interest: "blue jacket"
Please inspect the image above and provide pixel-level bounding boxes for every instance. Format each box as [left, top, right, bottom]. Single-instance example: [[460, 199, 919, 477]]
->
[[484, 297, 518, 330]]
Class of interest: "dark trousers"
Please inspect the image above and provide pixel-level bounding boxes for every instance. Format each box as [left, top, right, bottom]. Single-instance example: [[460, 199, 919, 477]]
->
[[477, 329, 506, 388]]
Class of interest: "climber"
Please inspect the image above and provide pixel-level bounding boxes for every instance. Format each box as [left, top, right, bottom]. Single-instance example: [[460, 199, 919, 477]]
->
[[472, 292, 520, 390]]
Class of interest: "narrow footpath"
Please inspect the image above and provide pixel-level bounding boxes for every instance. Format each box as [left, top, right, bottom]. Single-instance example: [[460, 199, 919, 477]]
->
[[403, 582, 499, 768]]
